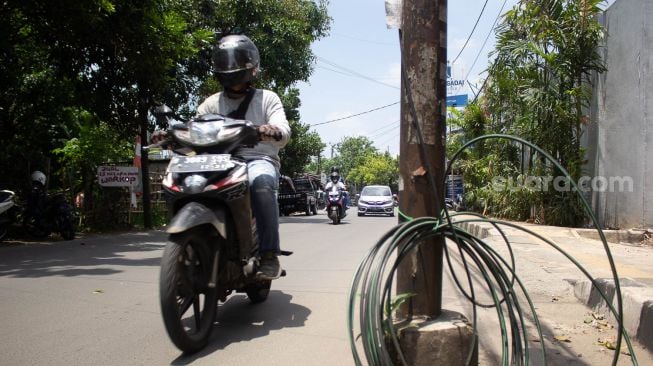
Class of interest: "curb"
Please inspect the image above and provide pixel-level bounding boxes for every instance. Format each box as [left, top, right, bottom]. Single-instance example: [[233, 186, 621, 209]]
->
[[454, 220, 653, 351], [572, 278, 653, 351], [574, 228, 645, 244], [452, 221, 491, 240]]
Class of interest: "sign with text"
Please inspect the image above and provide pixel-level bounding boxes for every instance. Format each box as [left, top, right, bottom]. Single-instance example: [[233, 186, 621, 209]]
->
[[447, 94, 468, 107], [98, 166, 139, 187]]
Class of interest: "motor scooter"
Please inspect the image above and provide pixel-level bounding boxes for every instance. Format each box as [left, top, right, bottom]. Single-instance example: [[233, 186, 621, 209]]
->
[[23, 186, 75, 241], [0, 190, 18, 241], [326, 186, 347, 225], [151, 106, 290, 353]]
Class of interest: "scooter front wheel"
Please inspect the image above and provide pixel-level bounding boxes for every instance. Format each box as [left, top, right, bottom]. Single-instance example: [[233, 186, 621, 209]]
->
[[23, 216, 50, 238], [245, 280, 271, 304], [330, 207, 340, 225], [160, 229, 219, 353]]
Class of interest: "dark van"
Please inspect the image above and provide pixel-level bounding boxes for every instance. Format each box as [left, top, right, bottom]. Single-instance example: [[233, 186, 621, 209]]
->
[[278, 176, 319, 216]]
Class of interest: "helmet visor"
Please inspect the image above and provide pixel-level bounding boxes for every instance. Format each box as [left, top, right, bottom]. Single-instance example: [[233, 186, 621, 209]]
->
[[216, 69, 251, 88], [213, 46, 257, 73]]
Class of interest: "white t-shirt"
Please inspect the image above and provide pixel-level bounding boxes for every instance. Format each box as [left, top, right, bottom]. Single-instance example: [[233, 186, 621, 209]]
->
[[325, 181, 346, 191], [197, 89, 291, 167]]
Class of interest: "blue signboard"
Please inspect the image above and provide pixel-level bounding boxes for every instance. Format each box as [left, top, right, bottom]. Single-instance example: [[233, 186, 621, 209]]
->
[[447, 94, 468, 107], [445, 175, 464, 201]]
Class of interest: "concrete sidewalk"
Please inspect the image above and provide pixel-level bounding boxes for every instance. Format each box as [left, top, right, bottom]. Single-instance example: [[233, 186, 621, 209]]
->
[[451, 215, 653, 353]]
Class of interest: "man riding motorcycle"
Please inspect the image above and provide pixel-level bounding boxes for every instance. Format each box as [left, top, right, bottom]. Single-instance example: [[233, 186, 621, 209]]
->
[[196, 34, 291, 280], [325, 167, 349, 209]]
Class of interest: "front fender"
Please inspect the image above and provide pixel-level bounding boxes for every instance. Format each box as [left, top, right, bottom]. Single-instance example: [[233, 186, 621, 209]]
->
[[166, 201, 227, 238], [328, 206, 338, 219]]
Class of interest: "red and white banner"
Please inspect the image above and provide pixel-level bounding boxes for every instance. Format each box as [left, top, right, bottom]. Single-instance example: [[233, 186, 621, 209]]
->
[[133, 135, 142, 168]]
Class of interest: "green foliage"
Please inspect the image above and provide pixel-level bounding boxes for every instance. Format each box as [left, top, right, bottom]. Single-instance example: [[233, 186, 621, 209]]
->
[[453, 0, 606, 227], [311, 135, 399, 192], [328, 136, 377, 179], [52, 119, 134, 230], [193, 0, 331, 101], [348, 152, 399, 188], [279, 119, 325, 177], [0, 0, 331, 230], [53, 120, 133, 180]]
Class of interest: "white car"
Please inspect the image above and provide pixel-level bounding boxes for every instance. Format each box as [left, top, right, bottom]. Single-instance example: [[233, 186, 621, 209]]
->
[[357, 185, 395, 217]]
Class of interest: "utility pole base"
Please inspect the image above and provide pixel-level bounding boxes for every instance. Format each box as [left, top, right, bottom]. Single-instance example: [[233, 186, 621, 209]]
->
[[397, 309, 477, 366]]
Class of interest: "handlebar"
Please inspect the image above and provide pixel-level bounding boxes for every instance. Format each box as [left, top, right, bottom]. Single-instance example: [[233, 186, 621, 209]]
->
[[142, 124, 280, 151]]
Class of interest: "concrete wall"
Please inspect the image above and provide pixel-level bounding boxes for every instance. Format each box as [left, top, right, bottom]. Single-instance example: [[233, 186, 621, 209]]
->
[[586, 0, 653, 229]]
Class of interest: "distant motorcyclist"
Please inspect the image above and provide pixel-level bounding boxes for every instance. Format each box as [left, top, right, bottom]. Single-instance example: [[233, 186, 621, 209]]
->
[[325, 168, 349, 209], [25, 171, 48, 227]]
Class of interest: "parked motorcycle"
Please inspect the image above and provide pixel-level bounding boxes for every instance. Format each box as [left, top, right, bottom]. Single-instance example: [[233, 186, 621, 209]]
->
[[0, 190, 19, 241], [326, 186, 347, 225], [151, 108, 289, 353], [23, 187, 75, 241]]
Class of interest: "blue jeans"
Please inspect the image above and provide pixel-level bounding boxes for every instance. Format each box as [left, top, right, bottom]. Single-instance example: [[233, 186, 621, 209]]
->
[[248, 160, 280, 254]]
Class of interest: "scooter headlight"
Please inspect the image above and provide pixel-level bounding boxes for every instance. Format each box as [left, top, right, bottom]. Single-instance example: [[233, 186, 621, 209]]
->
[[182, 174, 207, 194], [174, 120, 243, 147]]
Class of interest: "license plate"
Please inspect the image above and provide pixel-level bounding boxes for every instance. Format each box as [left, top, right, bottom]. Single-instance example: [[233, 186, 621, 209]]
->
[[167, 154, 233, 173]]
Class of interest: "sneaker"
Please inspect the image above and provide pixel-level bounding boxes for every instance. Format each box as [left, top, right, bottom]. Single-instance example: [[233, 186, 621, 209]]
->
[[257, 252, 281, 280]]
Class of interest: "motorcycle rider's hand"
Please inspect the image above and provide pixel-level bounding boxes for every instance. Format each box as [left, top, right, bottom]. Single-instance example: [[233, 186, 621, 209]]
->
[[151, 130, 168, 144], [258, 125, 282, 142]]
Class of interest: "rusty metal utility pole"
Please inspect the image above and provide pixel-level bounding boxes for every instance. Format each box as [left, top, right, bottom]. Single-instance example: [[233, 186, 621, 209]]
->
[[397, 0, 447, 318], [391, 2, 475, 364]]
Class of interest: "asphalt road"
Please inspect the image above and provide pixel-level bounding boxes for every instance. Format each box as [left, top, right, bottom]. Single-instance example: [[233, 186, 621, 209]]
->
[[2, 209, 652, 365], [0, 209, 396, 366]]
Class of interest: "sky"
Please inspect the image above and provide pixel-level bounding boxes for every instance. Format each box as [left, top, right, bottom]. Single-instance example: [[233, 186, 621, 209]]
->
[[296, 0, 616, 158], [297, 0, 519, 158]]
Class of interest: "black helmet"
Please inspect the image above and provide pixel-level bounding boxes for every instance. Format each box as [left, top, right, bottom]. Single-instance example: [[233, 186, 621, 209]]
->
[[212, 34, 260, 88], [330, 172, 339, 184]]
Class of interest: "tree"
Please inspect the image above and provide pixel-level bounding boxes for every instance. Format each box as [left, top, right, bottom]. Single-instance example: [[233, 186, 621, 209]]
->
[[52, 120, 134, 228], [279, 120, 325, 177], [0, 0, 210, 195], [0, 0, 331, 228], [347, 152, 399, 189], [471, 0, 606, 225], [328, 136, 377, 181]]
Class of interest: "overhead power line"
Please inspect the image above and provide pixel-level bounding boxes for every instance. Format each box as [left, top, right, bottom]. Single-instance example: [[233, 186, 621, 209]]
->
[[451, 0, 489, 65], [464, 0, 508, 83], [310, 102, 400, 127], [376, 130, 401, 149], [367, 119, 400, 138], [465, 0, 508, 103], [316, 65, 358, 78], [371, 124, 400, 140], [316, 56, 400, 90]]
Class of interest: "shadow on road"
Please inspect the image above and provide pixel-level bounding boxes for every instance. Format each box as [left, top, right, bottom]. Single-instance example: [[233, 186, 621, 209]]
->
[[279, 215, 354, 225], [446, 250, 594, 366], [0, 231, 166, 278], [171, 290, 310, 364]]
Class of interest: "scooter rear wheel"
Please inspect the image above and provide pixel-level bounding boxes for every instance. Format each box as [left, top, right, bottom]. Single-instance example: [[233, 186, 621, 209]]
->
[[57, 212, 75, 240], [160, 230, 219, 353]]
